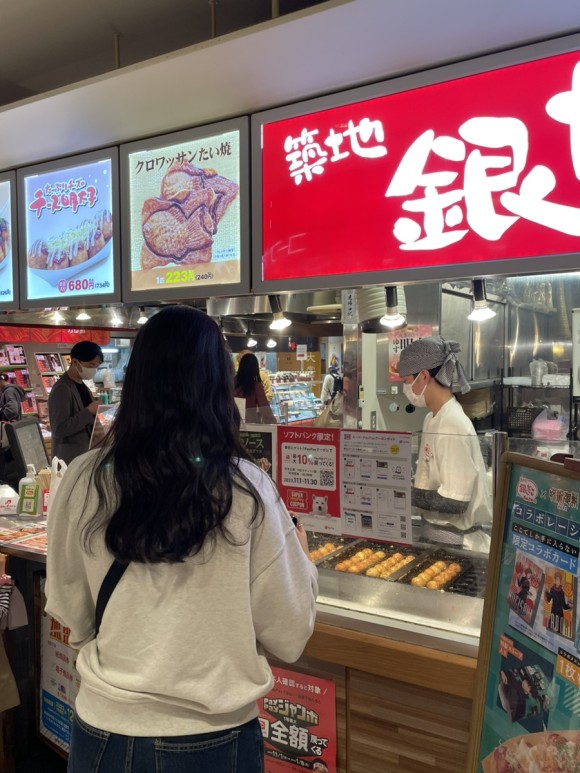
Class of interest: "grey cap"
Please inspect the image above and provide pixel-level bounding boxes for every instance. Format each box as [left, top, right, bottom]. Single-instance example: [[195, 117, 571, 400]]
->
[[397, 335, 470, 394]]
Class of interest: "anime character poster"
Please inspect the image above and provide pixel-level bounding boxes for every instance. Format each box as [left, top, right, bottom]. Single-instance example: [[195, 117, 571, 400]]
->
[[542, 567, 576, 643], [506, 552, 544, 628]]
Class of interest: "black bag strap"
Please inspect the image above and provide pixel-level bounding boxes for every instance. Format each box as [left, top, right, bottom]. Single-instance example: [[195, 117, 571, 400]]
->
[[95, 560, 129, 636]]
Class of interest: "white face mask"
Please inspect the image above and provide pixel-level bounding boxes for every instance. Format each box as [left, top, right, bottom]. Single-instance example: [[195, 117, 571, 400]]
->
[[77, 363, 97, 381], [403, 374, 427, 408]]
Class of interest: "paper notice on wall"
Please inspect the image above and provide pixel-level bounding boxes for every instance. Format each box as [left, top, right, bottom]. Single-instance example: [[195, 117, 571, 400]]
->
[[388, 325, 433, 381]]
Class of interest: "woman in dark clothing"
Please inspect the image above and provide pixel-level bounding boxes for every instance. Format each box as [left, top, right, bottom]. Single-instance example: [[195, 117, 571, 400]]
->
[[234, 353, 276, 425]]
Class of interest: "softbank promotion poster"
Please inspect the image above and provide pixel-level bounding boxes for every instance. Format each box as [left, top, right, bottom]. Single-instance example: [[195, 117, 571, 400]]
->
[[20, 154, 117, 306], [257, 49, 580, 289], [277, 426, 341, 535]]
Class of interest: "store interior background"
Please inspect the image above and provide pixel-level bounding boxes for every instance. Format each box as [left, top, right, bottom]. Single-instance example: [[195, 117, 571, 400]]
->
[[2, 268, 579, 451]]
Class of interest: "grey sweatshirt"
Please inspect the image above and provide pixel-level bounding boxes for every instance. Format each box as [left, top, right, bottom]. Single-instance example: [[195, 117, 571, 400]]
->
[[45, 451, 318, 736]]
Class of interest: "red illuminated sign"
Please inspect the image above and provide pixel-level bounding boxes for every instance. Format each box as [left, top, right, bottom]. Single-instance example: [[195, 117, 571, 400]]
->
[[260, 49, 580, 284]]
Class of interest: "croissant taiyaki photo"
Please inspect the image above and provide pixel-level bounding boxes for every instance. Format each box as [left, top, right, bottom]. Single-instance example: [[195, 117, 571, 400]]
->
[[140, 161, 239, 270]]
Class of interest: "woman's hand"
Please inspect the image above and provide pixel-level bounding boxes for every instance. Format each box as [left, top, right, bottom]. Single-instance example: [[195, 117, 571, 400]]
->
[[290, 512, 310, 557]]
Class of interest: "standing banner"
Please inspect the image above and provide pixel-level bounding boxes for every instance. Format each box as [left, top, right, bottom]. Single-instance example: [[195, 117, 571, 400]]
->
[[467, 453, 580, 772], [259, 666, 337, 772], [277, 426, 341, 535]]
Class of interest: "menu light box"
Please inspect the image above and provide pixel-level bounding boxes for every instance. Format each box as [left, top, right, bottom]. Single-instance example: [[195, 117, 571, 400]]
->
[[0, 171, 20, 310], [120, 116, 249, 303], [18, 148, 121, 309], [252, 38, 580, 293]]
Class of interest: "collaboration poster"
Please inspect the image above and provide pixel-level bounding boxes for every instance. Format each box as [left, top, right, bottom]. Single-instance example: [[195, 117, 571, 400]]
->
[[477, 463, 580, 771], [388, 325, 433, 382], [340, 430, 413, 543], [126, 129, 242, 293], [277, 426, 341, 535], [259, 667, 337, 772], [22, 158, 115, 302], [39, 578, 80, 754]]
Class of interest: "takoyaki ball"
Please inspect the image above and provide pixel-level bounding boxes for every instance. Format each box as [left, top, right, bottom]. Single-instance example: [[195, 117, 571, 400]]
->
[[426, 581, 440, 590], [28, 239, 49, 269]]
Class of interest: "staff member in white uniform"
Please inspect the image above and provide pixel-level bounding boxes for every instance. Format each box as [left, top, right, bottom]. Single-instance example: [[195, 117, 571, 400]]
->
[[397, 336, 492, 553]]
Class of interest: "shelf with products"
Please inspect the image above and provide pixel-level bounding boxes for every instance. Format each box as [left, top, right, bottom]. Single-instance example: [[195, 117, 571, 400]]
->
[[270, 381, 323, 424], [501, 377, 573, 438]]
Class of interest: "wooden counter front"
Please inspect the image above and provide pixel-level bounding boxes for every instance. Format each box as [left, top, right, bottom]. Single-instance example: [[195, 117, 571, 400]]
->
[[282, 621, 478, 773]]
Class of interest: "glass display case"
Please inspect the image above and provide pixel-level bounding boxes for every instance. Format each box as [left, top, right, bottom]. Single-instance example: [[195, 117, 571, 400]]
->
[[271, 380, 323, 424], [306, 431, 499, 657]]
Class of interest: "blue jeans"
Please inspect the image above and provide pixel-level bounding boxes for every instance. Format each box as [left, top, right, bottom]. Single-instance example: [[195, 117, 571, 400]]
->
[[68, 714, 265, 773]]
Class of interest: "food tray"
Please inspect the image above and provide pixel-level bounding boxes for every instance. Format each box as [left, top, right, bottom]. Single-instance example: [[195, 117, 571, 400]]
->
[[318, 541, 418, 577], [307, 534, 359, 564], [447, 555, 488, 598], [394, 547, 471, 591]]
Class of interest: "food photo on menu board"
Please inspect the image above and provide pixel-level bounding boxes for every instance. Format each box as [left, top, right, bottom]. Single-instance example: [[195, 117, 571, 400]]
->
[[20, 153, 117, 305], [124, 122, 245, 297], [0, 179, 14, 304]]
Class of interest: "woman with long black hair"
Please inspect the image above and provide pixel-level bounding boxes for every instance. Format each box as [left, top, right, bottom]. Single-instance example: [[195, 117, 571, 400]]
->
[[45, 305, 317, 773], [234, 352, 276, 424]]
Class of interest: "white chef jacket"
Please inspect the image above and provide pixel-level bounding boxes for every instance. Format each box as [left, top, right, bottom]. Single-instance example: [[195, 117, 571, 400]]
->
[[414, 397, 492, 541]]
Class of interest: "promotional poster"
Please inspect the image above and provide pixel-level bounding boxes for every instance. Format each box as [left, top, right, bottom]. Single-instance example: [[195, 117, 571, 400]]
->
[[241, 424, 277, 482], [259, 667, 337, 772], [277, 426, 341, 535], [340, 430, 413, 543], [478, 463, 580, 771], [22, 158, 115, 303], [126, 129, 242, 294]]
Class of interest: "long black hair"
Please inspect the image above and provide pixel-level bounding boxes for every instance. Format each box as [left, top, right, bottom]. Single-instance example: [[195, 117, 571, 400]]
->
[[234, 352, 261, 397], [83, 305, 263, 563]]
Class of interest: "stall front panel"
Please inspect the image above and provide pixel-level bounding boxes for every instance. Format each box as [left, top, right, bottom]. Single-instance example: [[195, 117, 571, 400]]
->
[[252, 36, 580, 293], [120, 116, 250, 303]]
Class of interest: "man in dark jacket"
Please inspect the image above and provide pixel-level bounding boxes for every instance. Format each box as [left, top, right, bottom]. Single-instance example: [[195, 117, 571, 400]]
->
[[0, 376, 25, 423], [0, 376, 25, 485], [48, 341, 103, 464]]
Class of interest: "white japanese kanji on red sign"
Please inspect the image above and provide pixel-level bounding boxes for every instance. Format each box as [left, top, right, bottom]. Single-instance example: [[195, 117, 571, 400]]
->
[[261, 50, 580, 281]]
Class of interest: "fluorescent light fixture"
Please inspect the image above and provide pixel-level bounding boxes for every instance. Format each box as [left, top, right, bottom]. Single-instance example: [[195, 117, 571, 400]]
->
[[266, 337, 277, 348], [102, 347, 119, 354], [137, 307, 147, 325], [268, 294, 291, 330], [76, 310, 91, 321], [468, 279, 496, 322], [380, 287, 407, 330]]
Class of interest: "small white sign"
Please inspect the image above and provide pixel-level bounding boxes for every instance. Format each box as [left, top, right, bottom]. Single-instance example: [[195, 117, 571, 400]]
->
[[296, 344, 307, 361]]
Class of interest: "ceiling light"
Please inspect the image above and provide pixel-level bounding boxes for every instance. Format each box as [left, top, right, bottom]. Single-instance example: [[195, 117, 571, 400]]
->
[[268, 294, 291, 330], [380, 287, 407, 330], [76, 310, 91, 321], [246, 330, 258, 348], [137, 307, 147, 325], [219, 318, 227, 341], [468, 279, 496, 322], [266, 337, 277, 348], [102, 347, 119, 354], [52, 309, 65, 323]]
